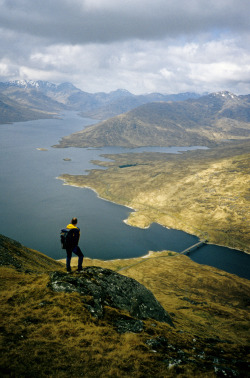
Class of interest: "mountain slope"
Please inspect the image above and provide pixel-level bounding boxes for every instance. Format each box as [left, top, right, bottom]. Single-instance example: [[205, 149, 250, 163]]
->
[[1, 234, 250, 377], [0, 92, 58, 124], [56, 92, 250, 148], [0, 234, 63, 272], [0, 80, 201, 124], [79, 91, 201, 119]]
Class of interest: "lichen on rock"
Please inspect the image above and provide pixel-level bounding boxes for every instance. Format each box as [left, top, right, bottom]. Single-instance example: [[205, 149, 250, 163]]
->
[[49, 266, 174, 326]]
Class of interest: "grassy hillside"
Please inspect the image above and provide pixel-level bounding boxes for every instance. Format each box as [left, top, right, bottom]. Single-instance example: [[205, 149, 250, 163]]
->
[[58, 140, 250, 253], [0, 93, 57, 124], [0, 234, 63, 272], [55, 92, 250, 148], [1, 235, 250, 377]]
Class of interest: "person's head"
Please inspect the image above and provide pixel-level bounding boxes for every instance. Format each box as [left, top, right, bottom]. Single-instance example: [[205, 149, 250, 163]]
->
[[71, 217, 78, 225]]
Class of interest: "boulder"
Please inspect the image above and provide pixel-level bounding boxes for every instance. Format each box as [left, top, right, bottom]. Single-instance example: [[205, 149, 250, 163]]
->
[[49, 267, 173, 326]]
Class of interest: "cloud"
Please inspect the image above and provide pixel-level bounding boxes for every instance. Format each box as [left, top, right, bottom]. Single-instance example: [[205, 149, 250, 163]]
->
[[1, 0, 250, 43], [0, 0, 249, 94]]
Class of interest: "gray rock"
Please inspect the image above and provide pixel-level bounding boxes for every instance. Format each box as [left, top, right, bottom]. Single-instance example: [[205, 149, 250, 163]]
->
[[146, 336, 169, 350], [49, 267, 173, 326], [115, 318, 144, 334]]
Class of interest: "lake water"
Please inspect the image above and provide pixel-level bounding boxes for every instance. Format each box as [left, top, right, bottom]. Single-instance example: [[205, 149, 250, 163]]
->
[[0, 112, 249, 279]]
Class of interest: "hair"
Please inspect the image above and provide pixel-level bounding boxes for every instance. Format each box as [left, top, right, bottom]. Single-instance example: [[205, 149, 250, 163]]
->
[[71, 217, 78, 225]]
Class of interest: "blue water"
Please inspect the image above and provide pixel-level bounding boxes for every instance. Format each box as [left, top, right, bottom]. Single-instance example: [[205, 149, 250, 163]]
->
[[0, 112, 249, 279]]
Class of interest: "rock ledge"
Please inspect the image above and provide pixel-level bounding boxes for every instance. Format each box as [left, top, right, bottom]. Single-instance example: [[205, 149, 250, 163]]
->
[[49, 266, 173, 326]]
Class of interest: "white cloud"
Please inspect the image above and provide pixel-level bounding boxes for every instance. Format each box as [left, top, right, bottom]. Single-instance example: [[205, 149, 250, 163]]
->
[[0, 61, 11, 77], [0, 0, 249, 94]]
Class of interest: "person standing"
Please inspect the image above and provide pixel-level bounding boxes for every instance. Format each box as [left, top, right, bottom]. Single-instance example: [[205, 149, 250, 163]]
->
[[64, 217, 84, 273]]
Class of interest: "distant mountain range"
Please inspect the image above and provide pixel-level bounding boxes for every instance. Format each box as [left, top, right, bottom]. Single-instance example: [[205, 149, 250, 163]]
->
[[56, 91, 250, 148], [0, 80, 201, 123], [0, 81, 65, 123], [1, 80, 249, 149]]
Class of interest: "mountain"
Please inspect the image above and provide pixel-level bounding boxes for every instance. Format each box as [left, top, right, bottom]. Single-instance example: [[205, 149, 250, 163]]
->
[[0, 80, 68, 123], [79, 91, 201, 119], [1, 233, 250, 377], [0, 92, 59, 124], [0, 81, 67, 109], [55, 91, 250, 148], [0, 80, 201, 124]]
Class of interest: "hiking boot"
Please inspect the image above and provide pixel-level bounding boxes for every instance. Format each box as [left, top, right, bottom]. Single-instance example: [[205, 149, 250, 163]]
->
[[76, 269, 84, 274]]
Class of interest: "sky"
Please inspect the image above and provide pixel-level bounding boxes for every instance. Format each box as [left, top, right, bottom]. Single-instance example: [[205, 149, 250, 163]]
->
[[0, 0, 250, 95]]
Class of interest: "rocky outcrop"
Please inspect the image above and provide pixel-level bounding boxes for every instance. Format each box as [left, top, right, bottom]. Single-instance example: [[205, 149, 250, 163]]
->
[[49, 267, 174, 327]]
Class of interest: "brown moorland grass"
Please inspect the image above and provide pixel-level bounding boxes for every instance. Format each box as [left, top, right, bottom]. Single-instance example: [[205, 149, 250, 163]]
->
[[1, 235, 250, 377], [68, 252, 250, 344], [1, 259, 250, 377], [0, 266, 197, 377], [58, 140, 250, 253]]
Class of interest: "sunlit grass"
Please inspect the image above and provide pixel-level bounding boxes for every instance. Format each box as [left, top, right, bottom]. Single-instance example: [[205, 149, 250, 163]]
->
[[58, 140, 250, 253], [1, 229, 250, 377]]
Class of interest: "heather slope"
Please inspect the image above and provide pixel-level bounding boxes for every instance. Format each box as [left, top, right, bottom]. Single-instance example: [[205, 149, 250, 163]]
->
[[1, 235, 249, 377], [55, 92, 250, 148]]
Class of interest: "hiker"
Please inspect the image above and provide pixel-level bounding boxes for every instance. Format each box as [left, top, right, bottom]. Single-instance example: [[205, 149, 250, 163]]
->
[[64, 217, 84, 273]]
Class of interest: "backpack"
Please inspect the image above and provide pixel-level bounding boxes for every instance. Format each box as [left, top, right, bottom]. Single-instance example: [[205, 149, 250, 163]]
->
[[60, 229, 68, 249], [60, 228, 74, 249], [60, 228, 79, 249]]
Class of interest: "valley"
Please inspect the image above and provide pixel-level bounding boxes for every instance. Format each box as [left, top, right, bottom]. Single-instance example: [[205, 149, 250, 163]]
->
[[51, 87, 250, 254], [1, 82, 249, 256], [0, 81, 250, 377]]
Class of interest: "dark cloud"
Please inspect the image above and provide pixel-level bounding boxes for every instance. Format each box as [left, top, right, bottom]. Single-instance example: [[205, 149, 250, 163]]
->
[[1, 0, 249, 44]]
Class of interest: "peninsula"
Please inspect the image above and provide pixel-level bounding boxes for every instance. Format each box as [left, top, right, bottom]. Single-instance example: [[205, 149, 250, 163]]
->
[[58, 139, 250, 254]]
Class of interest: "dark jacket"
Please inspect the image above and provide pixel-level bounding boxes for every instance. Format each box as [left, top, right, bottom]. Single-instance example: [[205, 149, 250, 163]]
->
[[65, 223, 80, 250]]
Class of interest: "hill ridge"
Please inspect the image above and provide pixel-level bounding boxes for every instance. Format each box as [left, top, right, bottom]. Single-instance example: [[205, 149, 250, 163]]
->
[[1, 233, 250, 376], [55, 91, 250, 148], [0, 79, 203, 123]]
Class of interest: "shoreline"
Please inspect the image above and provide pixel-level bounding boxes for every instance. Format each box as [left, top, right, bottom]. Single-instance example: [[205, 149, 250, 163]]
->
[[57, 176, 136, 214], [56, 177, 249, 256], [57, 250, 176, 264]]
